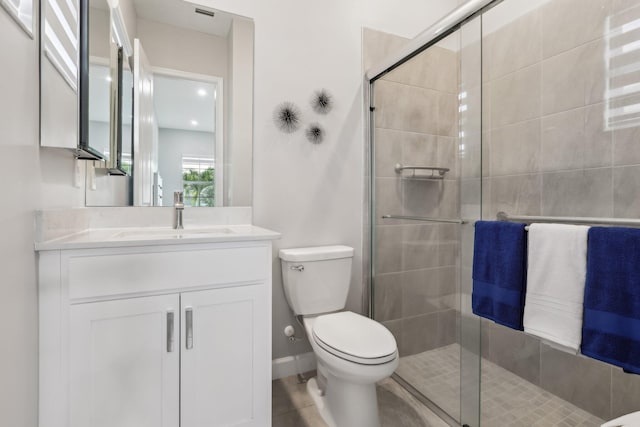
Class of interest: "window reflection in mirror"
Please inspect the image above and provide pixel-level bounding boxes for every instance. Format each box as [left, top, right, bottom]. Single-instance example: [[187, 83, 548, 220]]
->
[[154, 74, 221, 207]]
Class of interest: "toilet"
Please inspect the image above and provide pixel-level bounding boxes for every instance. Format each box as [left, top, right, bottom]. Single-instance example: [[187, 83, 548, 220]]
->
[[279, 245, 399, 427]]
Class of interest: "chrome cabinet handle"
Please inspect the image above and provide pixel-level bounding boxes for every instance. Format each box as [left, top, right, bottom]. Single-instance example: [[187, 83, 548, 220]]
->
[[290, 265, 304, 272], [185, 307, 193, 350], [166, 311, 174, 353]]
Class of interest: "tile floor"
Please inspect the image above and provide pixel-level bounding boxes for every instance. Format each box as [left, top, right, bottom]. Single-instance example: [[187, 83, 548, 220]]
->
[[397, 344, 605, 427], [272, 372, 449, 427]]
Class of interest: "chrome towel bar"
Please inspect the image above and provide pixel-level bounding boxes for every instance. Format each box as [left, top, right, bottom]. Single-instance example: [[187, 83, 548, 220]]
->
[[382, 215, 466, 224], [497, 211, 640, 227]]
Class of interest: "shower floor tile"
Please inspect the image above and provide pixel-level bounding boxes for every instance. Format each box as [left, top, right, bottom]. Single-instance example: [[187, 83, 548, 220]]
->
[[397, 344, 604, 427]]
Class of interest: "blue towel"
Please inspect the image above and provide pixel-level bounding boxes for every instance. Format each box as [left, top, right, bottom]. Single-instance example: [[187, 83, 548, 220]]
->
[[472, 221, 528, 330], [582, 227, 640, 374]]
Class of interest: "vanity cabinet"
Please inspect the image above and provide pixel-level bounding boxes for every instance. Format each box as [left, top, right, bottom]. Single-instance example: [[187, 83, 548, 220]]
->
[[38, 240, 273, 427]]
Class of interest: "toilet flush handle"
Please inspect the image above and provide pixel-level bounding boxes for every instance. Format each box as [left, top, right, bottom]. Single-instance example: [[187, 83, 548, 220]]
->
[[290, 265, 305, 272]]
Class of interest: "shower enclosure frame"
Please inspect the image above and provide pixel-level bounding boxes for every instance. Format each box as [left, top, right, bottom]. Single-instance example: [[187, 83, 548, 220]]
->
[[364, 0, 501, 426]]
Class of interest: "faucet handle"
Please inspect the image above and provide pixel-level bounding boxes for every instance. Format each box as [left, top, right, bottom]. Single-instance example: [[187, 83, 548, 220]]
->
[[174, 191, 184, 207]]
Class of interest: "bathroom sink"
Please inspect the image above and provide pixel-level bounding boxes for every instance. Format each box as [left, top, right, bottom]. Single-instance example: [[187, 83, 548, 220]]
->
[[113, 227, 234, 240]]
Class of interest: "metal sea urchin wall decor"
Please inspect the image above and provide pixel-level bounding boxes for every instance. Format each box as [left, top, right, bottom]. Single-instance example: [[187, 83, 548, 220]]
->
[[274, 102, 302, 133], [305, 123, 325, 144], [311, 89, 333, 114]]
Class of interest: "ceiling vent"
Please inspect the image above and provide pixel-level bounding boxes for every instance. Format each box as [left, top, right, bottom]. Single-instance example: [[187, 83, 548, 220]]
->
[[195, 8, 215, 18]]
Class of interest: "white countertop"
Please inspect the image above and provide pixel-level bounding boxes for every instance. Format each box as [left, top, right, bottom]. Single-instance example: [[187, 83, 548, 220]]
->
[[35, 225, 281, 251]]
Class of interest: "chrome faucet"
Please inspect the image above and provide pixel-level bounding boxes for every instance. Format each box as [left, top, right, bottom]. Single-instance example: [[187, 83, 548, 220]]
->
[[174, 191, 184, 229]]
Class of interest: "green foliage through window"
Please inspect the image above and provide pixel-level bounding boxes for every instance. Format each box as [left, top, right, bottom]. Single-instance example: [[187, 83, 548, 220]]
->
[[183, 167, 214, 207]]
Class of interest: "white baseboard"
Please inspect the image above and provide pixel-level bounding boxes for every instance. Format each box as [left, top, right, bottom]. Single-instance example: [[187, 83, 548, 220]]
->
[[272, 352, 316, 380]]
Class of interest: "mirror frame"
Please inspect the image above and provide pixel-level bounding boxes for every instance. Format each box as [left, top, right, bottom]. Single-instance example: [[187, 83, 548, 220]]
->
[[78, 0, 130, 168]]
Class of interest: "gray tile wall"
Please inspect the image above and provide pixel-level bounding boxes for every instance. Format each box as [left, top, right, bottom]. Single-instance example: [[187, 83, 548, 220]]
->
[[364, 28, 461, 357], [482, 0, 640, 420]]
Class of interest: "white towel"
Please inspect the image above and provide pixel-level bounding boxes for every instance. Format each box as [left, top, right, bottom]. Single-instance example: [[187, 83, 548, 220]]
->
[[523, 223, 589, 354]]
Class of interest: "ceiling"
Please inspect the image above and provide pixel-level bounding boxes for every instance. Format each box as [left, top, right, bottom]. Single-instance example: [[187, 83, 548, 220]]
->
[[154, 74, 216, 133], [89, 64, 217, 133]]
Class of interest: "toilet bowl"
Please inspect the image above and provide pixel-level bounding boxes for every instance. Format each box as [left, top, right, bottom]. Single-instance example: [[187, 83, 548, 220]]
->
[[279, 246, 399, 427]]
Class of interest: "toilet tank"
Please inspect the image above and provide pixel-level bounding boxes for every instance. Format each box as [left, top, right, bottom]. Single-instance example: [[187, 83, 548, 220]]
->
[[279, 245, 354, 316]]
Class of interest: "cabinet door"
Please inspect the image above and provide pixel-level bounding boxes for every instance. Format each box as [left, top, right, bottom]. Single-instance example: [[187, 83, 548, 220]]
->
[[181, 285, 269, 427], [70, 294, 180, 427]]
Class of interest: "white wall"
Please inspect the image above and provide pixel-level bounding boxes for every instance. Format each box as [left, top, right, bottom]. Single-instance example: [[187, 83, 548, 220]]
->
[[137, 18, 228, 78], [194, 0, 459, 359], [0, 3, 85, 426]]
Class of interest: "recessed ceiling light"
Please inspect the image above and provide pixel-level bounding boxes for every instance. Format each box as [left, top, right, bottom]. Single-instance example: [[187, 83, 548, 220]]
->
[[197, 88, 207, 97], [106, 76, 112, 82], [191, 120, 199, 126]]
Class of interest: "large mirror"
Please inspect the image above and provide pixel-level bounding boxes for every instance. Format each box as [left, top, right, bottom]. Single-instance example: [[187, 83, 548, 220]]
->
[[83, 0, 254, 207]]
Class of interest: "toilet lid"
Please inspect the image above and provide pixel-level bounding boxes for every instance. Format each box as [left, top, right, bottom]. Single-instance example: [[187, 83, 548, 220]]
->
[[312, 311, 397, 365]]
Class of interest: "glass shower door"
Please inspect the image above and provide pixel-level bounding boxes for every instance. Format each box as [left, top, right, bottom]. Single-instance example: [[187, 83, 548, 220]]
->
[[368, 14, 482, 427]]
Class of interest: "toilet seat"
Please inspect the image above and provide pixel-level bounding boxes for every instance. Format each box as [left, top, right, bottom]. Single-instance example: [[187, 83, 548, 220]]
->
[[312, 311, 397, 365]]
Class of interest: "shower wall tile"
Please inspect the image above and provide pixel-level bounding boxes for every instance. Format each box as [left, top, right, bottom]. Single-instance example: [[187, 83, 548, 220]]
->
[[460, 225, 476, 269], [362, 27, 408, 72], [438, 92, 459, 137], [478, 2, 640, 419], [582, 39, 607, 106], [541, 0, 611, 59], [382, 319, 403, 356], [462, 84, 482, 133], [439, 223, 461, 242], [374, 128, 403, 178], [488, 8, 542, 80], [541, 108, 586, 171], [489, 174, 542, 216], [460, 134, 483, 179], [438, 309, 459, 347], [490, 119, 541, 176], [375, 178, 402, 225], [613, 0, 640, 13], [438, 238, 459, 268], [481, 32, 494, 83], [402, 268, 450, 317], [401, 313, 440, 356], [401, 133, 439, 170], [541, 169, 613, 217], [539, 345, 612, 420], [401, 224, 440, 271], [438, 180, 460, 219], [541, 39, 606, 116], [402, 180, 441, 219], [611, 367, 640, 418], [541, 46, 587, 115], [375, 80, 439, 134], [613, 125, 640, 166], [373, 272, 403, 322], [374, 225, 403, 274], [438, 267, 459, 311], [584, 103, 613, 168], [437, 136, 459, 179], [491, 64, 541, 128], [614, 165, 640, 218], [485, 323, 541, 386], [386, 46, 458, 94]]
